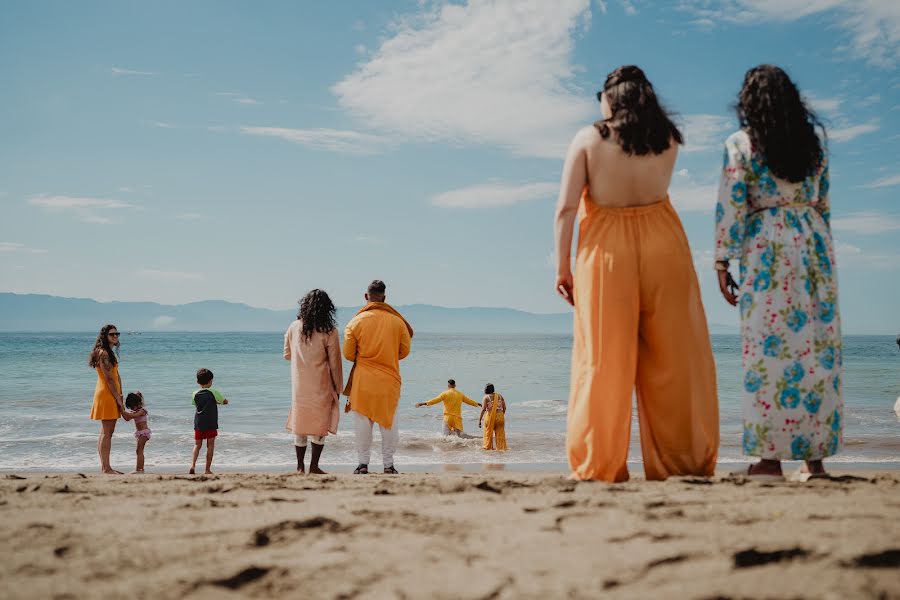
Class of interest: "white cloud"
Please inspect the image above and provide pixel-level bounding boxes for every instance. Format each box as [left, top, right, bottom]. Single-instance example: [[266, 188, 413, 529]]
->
[[832, 211, 900, 234], [137, 269, 202, 282], [118, 186, 133, 193], [355, 235, 384, 244], [432, 181, 558, 209], [240, 126, 387, 154], [332, 0, 594, 159], [620, 0, 637, 15], [217, 92, 261, 105], [0, 242, 48, 254], [804, 93, 843, 116], [236, 97, 260, 105], [669, 169, 718, 212], [28, 195, 133, 210], [152, 316, 176, 328], [680, 114, 733, 153], [836, 241, 900, 269], [867, 173, 900, 188], [111, 67, 158, 76], [28, 194, 137, 224], [176, 213, 204, 220], [830, 121, 879, 142], [681, 1, 900, 67], [355, 44, 367, 56], [207, 125, 227, 133], [153, 121, 176, 129]]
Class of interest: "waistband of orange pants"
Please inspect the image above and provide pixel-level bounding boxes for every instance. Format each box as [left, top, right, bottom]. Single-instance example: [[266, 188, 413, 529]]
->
[[581, 191, 672, 217]]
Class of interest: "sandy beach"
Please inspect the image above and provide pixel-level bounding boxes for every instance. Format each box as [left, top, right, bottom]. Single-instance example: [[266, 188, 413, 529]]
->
[[2, 470, 899, 599]]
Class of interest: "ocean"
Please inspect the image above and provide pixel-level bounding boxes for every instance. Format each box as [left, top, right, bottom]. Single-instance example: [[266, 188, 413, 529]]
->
[[0, 332, 897, 471]]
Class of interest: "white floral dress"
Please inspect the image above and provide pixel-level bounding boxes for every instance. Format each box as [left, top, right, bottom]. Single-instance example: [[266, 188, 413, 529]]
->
[[715, 130, 842, 461]]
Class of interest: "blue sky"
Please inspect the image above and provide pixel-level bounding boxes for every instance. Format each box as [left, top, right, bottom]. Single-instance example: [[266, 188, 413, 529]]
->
[[1, 0, 898, 333]]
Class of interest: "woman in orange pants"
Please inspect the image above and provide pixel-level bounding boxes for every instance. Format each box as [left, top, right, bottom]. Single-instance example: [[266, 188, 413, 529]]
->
[[554, 66, 719, 482], [479, 383, 507, 451]]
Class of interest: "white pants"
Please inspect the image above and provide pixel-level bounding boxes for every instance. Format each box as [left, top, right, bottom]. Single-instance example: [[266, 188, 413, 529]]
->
[[354, 411, 399, 467], [294, 434, 325, 447]]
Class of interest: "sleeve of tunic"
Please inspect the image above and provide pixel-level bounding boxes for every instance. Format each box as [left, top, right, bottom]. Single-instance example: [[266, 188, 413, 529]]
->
[[714, 136, 750, 262], [462, 394, 480, 407], [425, 392, 446, 406], [283, 326, 292, 361], [815, 154, 831, 227], [326, 329, 344, 394], [398, 323, 411, 360], [342, 322, 358, 362]]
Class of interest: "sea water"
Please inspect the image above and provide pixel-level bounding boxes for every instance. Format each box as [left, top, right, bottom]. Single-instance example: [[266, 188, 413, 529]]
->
[[0, 333, 897, 471]]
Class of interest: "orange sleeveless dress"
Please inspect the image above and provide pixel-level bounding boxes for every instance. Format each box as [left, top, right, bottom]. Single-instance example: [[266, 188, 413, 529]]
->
[[90, 362, 121, 420]]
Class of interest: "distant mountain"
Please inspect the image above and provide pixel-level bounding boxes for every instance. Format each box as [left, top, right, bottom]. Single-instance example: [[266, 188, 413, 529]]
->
[[0, 293, 738, 334]]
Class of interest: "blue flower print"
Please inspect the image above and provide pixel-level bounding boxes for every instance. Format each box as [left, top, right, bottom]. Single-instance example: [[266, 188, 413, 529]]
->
[[791, 435, 811, 458], [833, 374, 840, 393], [813, 232, 827, 255], [817, 253, 832, 277], [826, 433, 839, 456], [831, 409, 841, 432], [819, 171, 830, 197], [739, 262, 747, 281], [729, 222, 743, 243], [731, 181, 748, 204], [715, 202, 724, 223], [819, 346, 836, 370], [783, 361, 804, 383], [761, 245, 776, 267], [785, 211, 803, 233], [780, 386, 801, 409], [744, 371, 764, 393], [802, 179, 815, 201], [819, 301, 835, 324], [740, 293, 753, 317], [753, 271, 771, 292], [759, 175, 777, 195], [802, 391, 822, 414], [786, 309, 808, 333], [763, 335, 783, 357], [751, 155, 765, 175], [746, 215, 764, 237], [804, 277, 814, 295], [743, 426, 759, 455]]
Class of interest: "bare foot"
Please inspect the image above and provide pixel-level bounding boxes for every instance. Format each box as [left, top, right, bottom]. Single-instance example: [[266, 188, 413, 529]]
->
[[130, 469, 145, 474], [188, 468, 195, 475], [101, 468, 122, 475], [297, 465, 305, 474], [802, 460, 828, 477], [308, 466, 328, 475], [204, 470, 214, 475]]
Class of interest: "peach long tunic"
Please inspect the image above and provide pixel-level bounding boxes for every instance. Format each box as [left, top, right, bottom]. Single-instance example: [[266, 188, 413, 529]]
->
[[343, 303, 412, 429], [283, 321, 343, 437]]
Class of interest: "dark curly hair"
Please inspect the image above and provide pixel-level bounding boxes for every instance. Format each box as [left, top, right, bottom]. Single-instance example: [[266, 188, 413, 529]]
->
[[596, 65, 683, 156], [736, 65, 825, 183], [298, 289, 337, 342], [88, 323, 118, 368]]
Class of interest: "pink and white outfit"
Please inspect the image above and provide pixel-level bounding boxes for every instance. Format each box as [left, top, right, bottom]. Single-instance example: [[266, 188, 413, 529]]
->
[[134, 412, 152, 440]]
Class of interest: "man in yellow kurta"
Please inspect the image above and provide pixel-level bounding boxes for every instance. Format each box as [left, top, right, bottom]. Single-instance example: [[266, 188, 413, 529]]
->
[[343, 280, 412, 475], [416, 379, 481, 437]]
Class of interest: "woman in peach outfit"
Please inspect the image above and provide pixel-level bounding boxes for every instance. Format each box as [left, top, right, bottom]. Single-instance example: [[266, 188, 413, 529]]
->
[[284, 289, 343, 474], [554, 65, 719, 483]]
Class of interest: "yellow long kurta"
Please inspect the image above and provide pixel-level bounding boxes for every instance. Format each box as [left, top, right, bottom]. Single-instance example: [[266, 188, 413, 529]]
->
[[343, 303, 412, 429], [425, 389, 480, 432]]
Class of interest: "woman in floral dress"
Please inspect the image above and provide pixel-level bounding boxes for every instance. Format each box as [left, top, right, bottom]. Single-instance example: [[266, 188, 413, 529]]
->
[[715, 65, 841, 479]]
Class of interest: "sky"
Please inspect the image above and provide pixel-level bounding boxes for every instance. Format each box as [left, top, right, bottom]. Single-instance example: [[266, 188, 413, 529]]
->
[[0, 0, 898, 333]]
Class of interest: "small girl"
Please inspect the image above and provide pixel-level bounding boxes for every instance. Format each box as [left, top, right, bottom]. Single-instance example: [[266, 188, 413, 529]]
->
[[125, 391, 151, 473]]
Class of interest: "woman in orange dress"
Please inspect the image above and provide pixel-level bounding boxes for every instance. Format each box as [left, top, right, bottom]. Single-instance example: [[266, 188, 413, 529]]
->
[[89, 324, 129, 474], [479, 384, 507, 451], [554, 66, 719, 482]]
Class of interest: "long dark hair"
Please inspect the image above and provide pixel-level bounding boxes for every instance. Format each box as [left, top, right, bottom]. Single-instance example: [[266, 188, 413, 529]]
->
[[88, 323, 118, 368], [736, 65, 825, 183], [596, 65, 683, 156], [298, 289, 337, 342]]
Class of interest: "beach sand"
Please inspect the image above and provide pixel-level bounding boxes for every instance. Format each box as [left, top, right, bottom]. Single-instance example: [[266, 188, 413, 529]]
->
[[1, 471, 899, 599]]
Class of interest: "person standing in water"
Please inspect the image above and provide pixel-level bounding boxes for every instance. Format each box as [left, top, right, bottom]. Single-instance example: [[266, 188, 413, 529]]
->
[[554, 65, 719, 482], [415, 379, 481, 438], [479, 384, 508, 451]]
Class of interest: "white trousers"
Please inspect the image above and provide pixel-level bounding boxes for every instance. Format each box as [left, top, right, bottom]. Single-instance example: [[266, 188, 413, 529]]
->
[[294, 434, 325, 447], [354, 411, 399, 467]]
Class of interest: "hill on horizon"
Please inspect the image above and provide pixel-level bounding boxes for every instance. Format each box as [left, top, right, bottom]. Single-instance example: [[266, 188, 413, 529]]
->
[[0, 293, 740, 334]]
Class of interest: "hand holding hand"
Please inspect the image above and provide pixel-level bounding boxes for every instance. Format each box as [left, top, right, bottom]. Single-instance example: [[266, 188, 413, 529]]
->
[[222, 399, 229, 405], [344, 401, 351, 414]]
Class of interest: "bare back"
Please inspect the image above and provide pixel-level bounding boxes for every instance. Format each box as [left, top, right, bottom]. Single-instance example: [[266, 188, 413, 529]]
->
[[582, 125, 678, 207]]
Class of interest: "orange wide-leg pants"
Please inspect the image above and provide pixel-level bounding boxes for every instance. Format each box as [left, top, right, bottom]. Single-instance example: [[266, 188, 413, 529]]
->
[[566, 196, 719, 482]]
